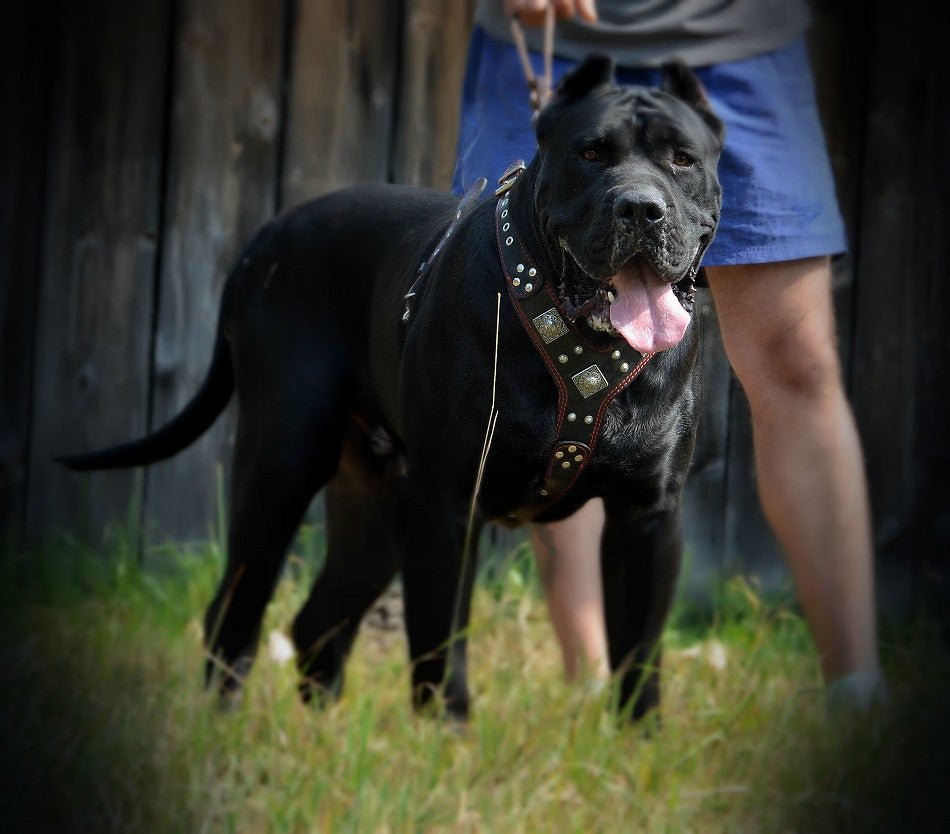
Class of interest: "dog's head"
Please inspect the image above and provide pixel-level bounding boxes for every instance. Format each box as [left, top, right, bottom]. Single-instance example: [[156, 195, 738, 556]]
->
[[532, 56, 723, 354]]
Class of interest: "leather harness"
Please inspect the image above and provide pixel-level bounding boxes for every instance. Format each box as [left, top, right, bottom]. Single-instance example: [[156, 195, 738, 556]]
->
[[493, 165, 652, 523], [404, 162, 653, 524]]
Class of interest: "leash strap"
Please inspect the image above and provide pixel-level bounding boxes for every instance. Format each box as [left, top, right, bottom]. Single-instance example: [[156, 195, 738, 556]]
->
[[509, 4, 555, 112], [494, 184, 653, 524]]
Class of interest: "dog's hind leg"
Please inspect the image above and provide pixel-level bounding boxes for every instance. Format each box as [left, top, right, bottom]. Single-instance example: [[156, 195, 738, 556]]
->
[[292, 423, 405, 704], [203, 396, 346, 708], [601, 502, 683, 721]]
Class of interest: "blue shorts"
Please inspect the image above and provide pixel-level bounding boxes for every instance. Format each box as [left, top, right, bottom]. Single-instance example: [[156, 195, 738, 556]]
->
[[452, 27, 847, 266]]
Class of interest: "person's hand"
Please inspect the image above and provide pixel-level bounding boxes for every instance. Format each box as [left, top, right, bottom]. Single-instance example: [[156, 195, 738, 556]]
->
[[503, 0, 597, 26]]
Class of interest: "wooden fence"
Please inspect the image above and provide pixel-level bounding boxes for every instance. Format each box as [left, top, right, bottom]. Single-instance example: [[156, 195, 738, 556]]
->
[[1, 0, 947, 614]]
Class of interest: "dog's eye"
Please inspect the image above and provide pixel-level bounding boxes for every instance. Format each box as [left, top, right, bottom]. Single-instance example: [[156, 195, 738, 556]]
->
[[581, 147, 600, 162], [672, 151, 694, 168]]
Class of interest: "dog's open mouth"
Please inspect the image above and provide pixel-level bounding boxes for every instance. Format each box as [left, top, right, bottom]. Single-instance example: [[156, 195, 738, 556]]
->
[[558, 246, 698, 354]]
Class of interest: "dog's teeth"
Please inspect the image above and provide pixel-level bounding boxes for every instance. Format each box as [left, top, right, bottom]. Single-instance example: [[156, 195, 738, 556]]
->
[[607, 290, 615, 303]]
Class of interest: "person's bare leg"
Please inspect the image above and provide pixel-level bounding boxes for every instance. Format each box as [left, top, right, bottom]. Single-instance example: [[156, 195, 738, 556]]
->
[[532, 498, 610, 682], [705, 257, 882, 691]]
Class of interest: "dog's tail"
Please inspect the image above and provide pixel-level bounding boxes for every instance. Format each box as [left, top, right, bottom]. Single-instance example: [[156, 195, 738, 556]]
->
[[57, 286, 235, 472]]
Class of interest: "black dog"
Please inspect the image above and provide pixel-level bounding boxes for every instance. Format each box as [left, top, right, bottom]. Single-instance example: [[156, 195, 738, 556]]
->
[[61, 57, 723, 720]]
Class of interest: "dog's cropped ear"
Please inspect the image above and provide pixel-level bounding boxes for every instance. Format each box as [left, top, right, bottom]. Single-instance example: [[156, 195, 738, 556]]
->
[[661, 60, 724, 143], [536, 54, 615, 134], [552, 54, 615, 104]]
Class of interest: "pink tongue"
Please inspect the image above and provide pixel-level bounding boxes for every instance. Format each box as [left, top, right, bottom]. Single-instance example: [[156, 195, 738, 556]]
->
[[608, 261, 691, 353]]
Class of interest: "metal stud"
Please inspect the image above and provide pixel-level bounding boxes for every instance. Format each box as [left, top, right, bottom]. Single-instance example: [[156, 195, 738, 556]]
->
[[555, 451, 564, 459], [567, 412, 576, 421], [612, 350, 621, 360], [516, 263, 524, 273], [533, 308, 568, 344], [528, 267, 537, 277], [575, 454, 583, 462], [513, 277, 521, 286], [562, 461, 571, 469], [572, 364, 609, 398], [584, 415, 593, 424], [574, 345, 583, 355], [620, 362, 629, 373], [525, 283, 533, 292], [568, 445, 577, 453], [506, 236, 513, 246], [540, 489, 548, 496], [558, 354, 568, 363]]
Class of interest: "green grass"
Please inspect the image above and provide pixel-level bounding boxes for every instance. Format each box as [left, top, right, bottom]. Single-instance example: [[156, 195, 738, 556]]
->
[[0, 530, 948, 833]]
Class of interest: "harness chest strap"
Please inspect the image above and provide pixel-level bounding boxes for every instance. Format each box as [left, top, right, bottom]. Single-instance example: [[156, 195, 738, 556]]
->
[[495, 189, 653, 524]]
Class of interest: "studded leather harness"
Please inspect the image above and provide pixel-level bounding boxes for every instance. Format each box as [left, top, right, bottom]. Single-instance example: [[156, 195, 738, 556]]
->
[[494, 163, 653, 523], [403, 162, 655, 525]]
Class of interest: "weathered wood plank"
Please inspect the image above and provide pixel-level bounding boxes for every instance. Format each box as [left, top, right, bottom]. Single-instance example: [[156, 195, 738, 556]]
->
[[0, 5, 53, 531], [26, 0, 171, 540], [145, 0, 285, 545], [392, 0, 476, 189], [807, 2, 867, 377], [850, 0, 950, 612], [281, 0, 400, 208]]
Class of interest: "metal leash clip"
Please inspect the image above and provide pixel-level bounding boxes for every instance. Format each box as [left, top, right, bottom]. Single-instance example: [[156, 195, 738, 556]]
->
[[494, 159, 527, 196]]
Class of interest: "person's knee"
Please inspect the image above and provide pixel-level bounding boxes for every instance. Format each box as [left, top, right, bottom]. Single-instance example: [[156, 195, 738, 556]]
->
[[709, 260, 843, 407], [744, 321, 841, 406]]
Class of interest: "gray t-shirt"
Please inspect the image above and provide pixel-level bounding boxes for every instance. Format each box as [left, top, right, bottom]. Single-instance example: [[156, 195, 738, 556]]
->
[[475, 0, 812, 67]]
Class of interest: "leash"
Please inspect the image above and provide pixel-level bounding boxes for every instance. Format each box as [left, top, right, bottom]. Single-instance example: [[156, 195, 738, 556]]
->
[[509, 4, 555, 112]]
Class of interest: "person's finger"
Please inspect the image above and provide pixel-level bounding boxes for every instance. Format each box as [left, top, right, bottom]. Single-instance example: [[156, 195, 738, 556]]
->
[[505, 0, 597, 26], [576, 0, 598, 22], [504, 0, 548, 24], [554, 0, 575, 20]]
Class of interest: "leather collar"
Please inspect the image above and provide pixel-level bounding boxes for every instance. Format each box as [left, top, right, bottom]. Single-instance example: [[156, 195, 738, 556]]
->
[[495, 184, 653, 524]]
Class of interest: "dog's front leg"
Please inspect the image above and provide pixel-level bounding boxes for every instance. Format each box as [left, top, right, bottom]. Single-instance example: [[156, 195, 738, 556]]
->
[[401, 479, 480, 721], [601, 501, 683, 720]]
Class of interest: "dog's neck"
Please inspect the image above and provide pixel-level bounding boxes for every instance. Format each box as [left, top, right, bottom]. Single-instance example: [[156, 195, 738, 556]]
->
[[499, 160, 564, 284]]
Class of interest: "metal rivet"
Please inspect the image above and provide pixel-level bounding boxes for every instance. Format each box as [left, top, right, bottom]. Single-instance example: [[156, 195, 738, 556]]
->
[[558, 354, 568, 363], [555, 451, 564, 459], [620, 362, 629, 372], [575, 454, 583, 462], [503, 222, 510, 232], [506, 236, 513, 246], [513, 277, 521, 286], [540, 489, 548, 496], [584, 415, 593, 424], [502, 209, 508, 218], [516, 263, 524, 273], [567, 412, 576, 421], [562, 461, 571, 469], [456, 210, 461, 219], [525, 283, 533, 292], [612, 350, 621, 360], [568, 445, 576, 453], [528, 267, 537, 277], [574, 345, 583, 355]]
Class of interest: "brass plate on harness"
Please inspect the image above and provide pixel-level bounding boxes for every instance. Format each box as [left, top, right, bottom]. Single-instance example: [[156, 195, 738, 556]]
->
[[571, 364, 609, 398], [532, 308, 568, 344]]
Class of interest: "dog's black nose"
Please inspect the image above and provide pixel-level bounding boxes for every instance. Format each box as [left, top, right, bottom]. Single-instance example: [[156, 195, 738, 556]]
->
[[613, 188, 666, 227]]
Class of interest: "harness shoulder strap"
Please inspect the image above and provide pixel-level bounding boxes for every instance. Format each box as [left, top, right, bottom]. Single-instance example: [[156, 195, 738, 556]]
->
[[403, 177, 487, 324]]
